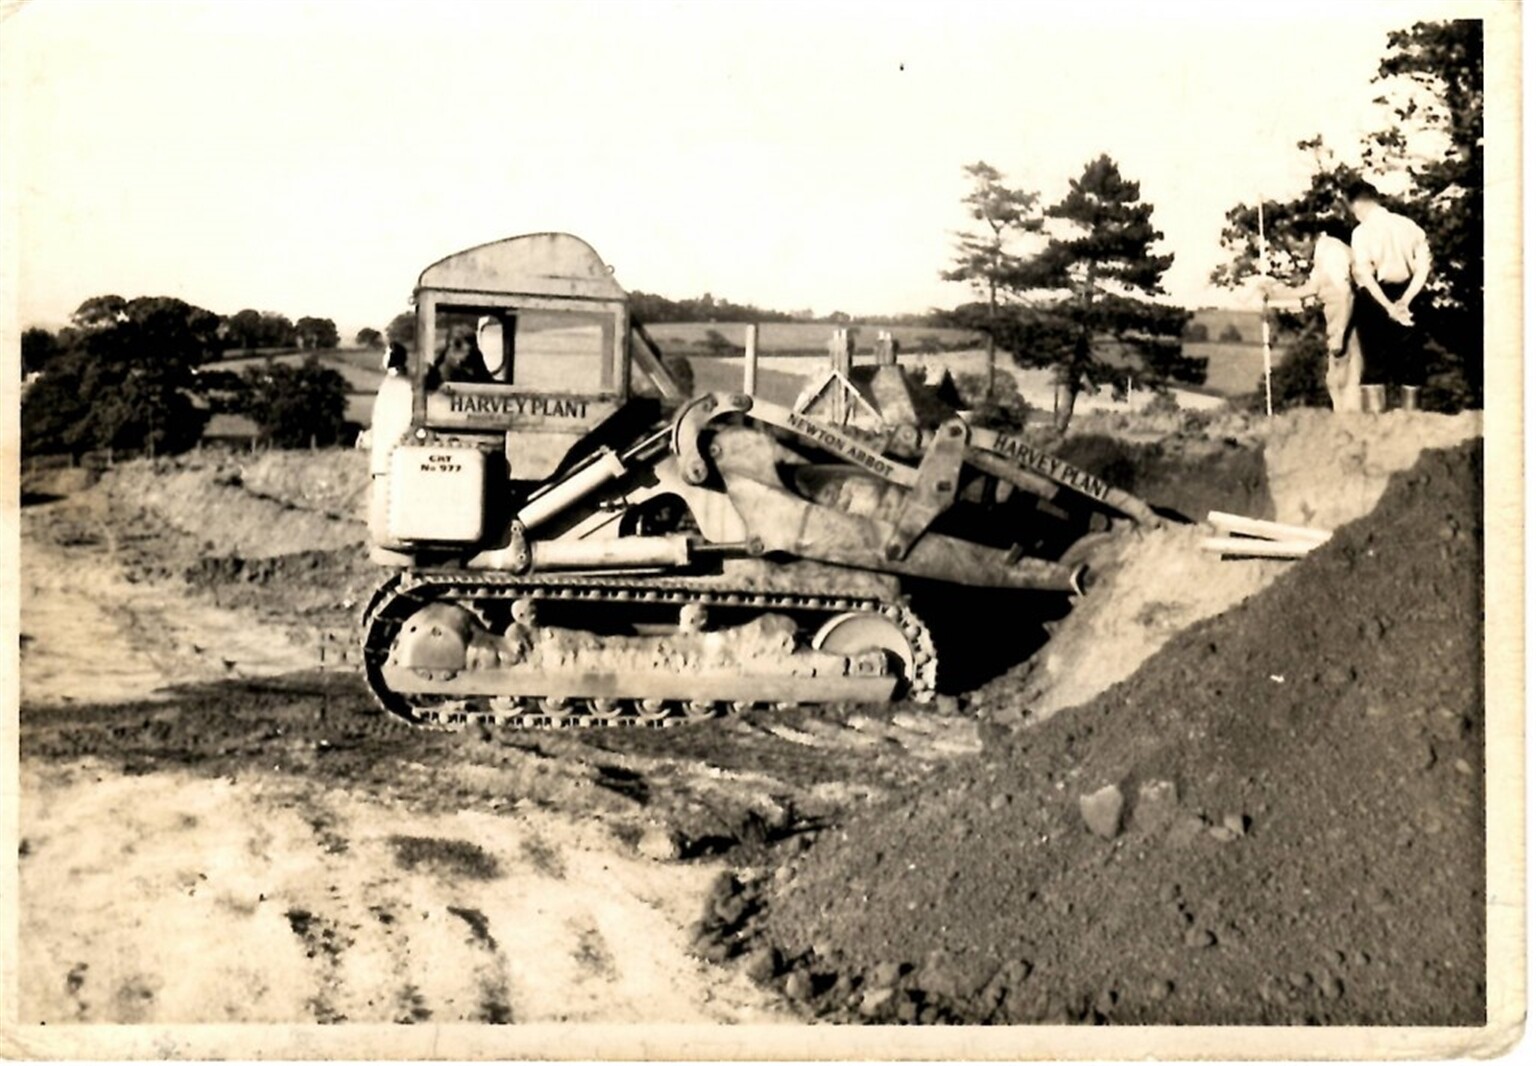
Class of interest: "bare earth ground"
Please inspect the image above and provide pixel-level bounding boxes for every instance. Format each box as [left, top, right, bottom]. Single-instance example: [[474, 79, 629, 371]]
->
[[15, 410, 1483, 1026], [17, 456, 980, 1025]]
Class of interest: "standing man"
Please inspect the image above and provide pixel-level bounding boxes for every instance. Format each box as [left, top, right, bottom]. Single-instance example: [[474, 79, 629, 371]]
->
[[1268, 218, 1363, 412], [1346, 180, 1432, 396]]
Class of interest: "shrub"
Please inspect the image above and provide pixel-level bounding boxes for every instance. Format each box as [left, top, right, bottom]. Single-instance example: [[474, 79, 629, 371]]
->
[[1249, 335, 1329, 412], [239, 355, 350, 447], [701, 329, 737, 356], [952, 370, 1031, 431]]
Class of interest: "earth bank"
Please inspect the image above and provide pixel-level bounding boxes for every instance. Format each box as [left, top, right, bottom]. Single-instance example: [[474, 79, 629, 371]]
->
[[737, 441, 1484, 1025]]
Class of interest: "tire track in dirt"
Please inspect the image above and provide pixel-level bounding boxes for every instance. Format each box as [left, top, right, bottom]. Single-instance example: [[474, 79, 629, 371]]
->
[[446, 906, 515, 1023], [19, 759, 790, 1024]]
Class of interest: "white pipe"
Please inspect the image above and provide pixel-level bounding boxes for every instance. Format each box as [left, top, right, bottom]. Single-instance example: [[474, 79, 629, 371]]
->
[[1207, 511, 1331, 544], [1200, 536, 1320, 559]]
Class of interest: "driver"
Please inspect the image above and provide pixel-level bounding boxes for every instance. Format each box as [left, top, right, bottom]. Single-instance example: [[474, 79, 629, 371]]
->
[[430, 325, 494, 386]]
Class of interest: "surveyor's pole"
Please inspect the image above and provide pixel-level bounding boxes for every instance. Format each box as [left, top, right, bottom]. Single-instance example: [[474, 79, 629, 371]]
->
[[1258, 197, 1273, 418]]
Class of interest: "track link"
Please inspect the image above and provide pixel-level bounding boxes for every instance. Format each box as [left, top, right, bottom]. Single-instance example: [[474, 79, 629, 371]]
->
[[361, 570, 938, 730]]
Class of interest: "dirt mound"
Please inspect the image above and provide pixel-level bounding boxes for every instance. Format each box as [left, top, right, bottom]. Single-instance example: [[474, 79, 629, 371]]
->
[[100, 452, 368, 558], [1009, 410, 1483, 722], [185, 549, 358, 588], [1054, 433, 1272, 523], [1264, 409, 1480, 529], [179, 546, 379, 639], [235, 449, 371, 518], [979, 526, 1289, 725], [752, 441, 1483, 1025], [21, 464, 99, 503]]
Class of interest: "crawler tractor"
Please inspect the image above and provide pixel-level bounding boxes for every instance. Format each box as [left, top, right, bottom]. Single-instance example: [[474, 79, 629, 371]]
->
[[363, 233, 1156, 727]]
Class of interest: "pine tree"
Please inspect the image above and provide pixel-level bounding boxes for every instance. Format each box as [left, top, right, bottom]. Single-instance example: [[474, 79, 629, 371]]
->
[[941, 162, 1042, 398], [1007, 154, 1198, 431]]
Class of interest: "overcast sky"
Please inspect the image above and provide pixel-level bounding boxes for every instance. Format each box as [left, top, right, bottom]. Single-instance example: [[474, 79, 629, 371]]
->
[[4, 0, 1473, 336]]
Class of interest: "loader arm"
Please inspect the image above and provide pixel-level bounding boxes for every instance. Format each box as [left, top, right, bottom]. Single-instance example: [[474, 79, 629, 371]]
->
[[673, 391, 1158, 549]]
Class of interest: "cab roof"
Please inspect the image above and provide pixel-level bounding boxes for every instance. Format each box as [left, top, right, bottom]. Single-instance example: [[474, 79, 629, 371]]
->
[[417, 232, 627, 301]]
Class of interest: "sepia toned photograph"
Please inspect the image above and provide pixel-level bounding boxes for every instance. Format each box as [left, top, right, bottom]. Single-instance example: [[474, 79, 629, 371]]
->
[[0, 0, 1522, 1059]]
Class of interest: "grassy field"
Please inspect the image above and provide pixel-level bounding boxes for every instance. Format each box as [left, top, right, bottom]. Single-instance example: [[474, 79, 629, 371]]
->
[[640, 322, 981, 357], [1188, 307, 1264, 345], [689, 359, 807, 406], [1184, 341, 1267, 398], [201, 320, 1270, 441]]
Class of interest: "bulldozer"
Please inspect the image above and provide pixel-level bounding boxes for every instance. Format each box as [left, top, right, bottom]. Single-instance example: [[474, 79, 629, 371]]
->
[[362, 233, 1158, 727]]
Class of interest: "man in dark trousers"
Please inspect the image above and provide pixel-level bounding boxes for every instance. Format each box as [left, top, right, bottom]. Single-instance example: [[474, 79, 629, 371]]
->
[[1346, 180, 1432, 397]]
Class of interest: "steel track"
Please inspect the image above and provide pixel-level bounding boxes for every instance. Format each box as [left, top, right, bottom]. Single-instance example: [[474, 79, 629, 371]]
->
[[361, 570, 939, 729]]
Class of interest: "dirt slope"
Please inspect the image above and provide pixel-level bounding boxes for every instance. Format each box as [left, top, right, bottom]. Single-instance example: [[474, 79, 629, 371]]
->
[[1009, 410, 1482, 724], [753, 442, 1484, 1025], [980, 525, 1289, 725], [1264, 409, 1482, 528], [98, 450, 369, 559]]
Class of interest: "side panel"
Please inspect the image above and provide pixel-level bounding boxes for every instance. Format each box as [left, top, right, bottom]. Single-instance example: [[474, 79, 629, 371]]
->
[[422, 388, 621, 433], [387, 446, 488, 542]]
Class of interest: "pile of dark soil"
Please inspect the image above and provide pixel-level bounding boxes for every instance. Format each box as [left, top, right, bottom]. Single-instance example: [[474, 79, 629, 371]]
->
[[747, 442, 1483, 1025]]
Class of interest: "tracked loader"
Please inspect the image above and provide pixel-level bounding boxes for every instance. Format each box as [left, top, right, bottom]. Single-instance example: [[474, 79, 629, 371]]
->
[[363, 233, 1156, 727]]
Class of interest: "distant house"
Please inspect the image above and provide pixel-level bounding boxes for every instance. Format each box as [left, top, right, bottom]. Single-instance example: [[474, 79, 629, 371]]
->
[[201, 413, 260, 446]]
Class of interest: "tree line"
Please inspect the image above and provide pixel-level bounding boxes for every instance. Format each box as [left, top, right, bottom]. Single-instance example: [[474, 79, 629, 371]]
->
[[21, 295, 355, 458], [627, 291, 805, 325], [22, 301, 351, 380]]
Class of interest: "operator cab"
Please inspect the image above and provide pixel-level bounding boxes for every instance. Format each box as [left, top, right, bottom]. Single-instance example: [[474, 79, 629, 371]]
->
[[369, 233, 683, 559], [411, 234, 632, 470]]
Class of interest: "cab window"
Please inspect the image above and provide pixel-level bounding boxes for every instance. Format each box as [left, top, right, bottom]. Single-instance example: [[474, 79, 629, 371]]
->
[[429, 305, 613, 392]]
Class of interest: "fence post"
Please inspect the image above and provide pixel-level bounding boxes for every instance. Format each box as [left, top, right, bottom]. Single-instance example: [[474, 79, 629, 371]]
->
[[742, 324, 759, 395]]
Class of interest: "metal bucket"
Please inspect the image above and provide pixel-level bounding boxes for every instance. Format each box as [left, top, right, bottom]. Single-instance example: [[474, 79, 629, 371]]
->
[[1360, 384, 1387, 413], [1400, 386, 1421, 412]]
